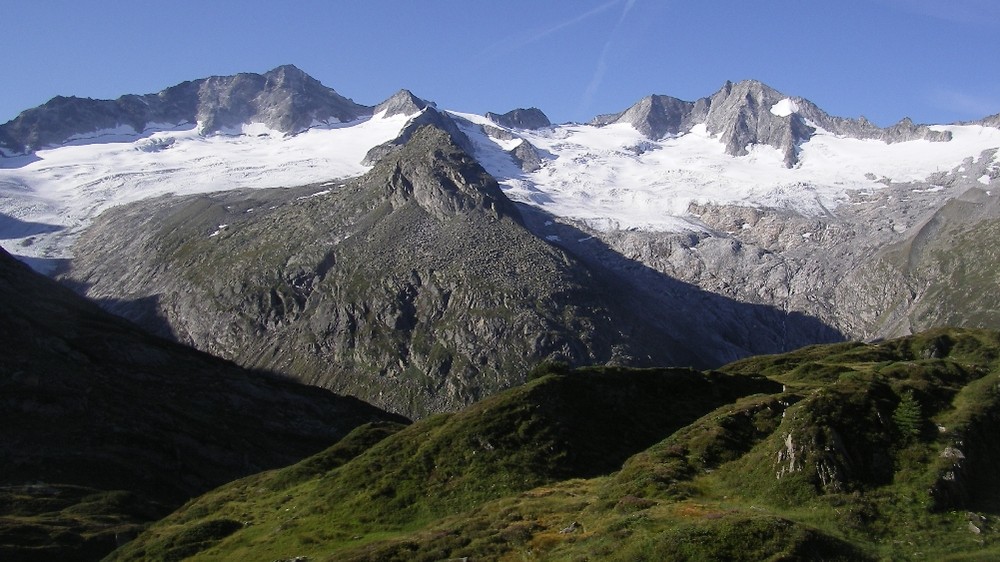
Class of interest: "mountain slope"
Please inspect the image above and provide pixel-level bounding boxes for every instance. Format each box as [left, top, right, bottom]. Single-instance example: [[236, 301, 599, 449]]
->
[[54, 126, 660, 415], [60, 124, 845, 418], [107, 328, 1000, 561], [107, 365, 779, 561], [0, 247, 405, 561]]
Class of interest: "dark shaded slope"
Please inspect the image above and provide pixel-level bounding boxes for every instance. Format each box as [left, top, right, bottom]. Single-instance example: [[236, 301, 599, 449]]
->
[[0, 247, 405, 561]]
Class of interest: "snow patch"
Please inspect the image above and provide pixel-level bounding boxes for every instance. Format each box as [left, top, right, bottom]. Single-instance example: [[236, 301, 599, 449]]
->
[[297, 189, 331, 200], [770, 98, 800, 117], [979, 174, 991, 185]]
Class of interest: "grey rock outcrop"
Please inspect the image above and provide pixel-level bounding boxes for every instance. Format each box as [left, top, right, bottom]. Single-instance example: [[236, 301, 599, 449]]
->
[[976, 112, 1000, 128], [0, 64, 370, 153], [485, 107, 551, 130], [374, 89, 432, 118], [509, 139, 543, 172]]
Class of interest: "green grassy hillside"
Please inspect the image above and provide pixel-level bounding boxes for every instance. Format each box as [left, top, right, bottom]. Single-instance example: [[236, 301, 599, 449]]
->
[[108, 328, 1000, 561]]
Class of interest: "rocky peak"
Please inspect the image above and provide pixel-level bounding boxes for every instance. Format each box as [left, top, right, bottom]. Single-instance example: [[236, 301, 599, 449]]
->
[[485, 107, 551, 130], [193, 65, 370, 133], [369, 125, 521, 222], [362, 105, 474, 165], [261, 63, 313, 88], [593, 79, 955, 168], [700, 79, 815, 167], [375, 89, 432, 118], [614, 95, 694, 139]]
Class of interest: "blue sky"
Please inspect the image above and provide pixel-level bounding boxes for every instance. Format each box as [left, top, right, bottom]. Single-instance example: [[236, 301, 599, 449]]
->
[[3, 0, 999, 126]]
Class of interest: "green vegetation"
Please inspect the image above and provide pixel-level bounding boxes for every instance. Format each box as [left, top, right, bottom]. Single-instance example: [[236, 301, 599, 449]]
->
[[107, 328, 1000, 560], [894, 389, 924, 440]]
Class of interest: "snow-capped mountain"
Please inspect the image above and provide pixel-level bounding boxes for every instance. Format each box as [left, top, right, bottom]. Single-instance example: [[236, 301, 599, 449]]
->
[[458, 97, 999, 232], [0, 64, 368, 155], [1, 66, 998, 272]]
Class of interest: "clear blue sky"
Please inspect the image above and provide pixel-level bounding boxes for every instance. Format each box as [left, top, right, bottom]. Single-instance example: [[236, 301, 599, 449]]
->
[[3, 0, 999, 126]]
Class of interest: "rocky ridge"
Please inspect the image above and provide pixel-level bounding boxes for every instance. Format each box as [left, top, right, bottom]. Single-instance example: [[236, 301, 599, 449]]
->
[[593, 79, 951, 167], [0, 64, 369, 153]]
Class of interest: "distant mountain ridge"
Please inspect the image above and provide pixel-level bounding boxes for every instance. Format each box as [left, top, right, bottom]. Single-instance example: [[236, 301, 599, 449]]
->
[[2, 66, 984, 160], [0, 64, 369, 153], [592, 79, 951, 167]]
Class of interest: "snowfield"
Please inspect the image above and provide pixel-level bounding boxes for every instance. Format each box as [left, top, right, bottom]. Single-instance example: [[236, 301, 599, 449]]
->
[[0, 112, 411, 268], [453, 111, 1000, 231], [2, 104, 999, 271]]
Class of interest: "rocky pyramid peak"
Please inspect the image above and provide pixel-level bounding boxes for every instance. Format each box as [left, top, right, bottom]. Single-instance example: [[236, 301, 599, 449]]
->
[[589, 78, 955, 168], [485, 107, 551, 130], [375, 89, 433, 118], [262, 63, 312, 84], [367, 124, 521, 223], [699, 79, 815, 166], [363, 104, 474, 166], [592, 94, 695, 139], [193, 65, 370, 133]]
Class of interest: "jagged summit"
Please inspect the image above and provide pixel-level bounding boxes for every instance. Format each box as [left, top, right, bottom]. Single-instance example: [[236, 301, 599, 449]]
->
[[485, 107, 551, 130], [374, 89, 433, 118], [594, 79, 953, 167], [0, 65, 371, 153]]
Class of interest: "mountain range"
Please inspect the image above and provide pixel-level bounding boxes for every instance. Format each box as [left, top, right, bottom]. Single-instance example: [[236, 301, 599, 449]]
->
[[2, 64, 1000, 559]]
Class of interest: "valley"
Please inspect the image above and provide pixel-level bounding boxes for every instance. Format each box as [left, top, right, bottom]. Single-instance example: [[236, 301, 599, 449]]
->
[[2, 65, 999, 560]]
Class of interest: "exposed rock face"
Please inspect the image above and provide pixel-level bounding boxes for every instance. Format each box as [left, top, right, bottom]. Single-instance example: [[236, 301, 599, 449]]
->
[[0, 64, 370, 152], [362, 105, 474, 165], [509, 139, 543, 172], [977, 112, 1000, 128], [485, 107, 551, 130], [592, 79, 951, 167], [0, 246, 404, 560], [592, 94, 694, 139], [571, 148, 1000, 341], [374, 89, 432, 118], [62, 126, 709, 417]]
